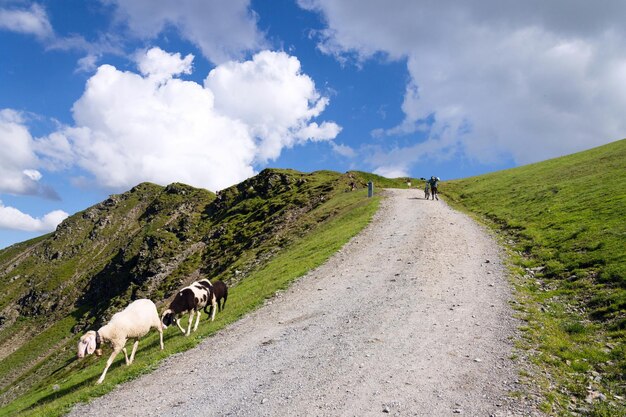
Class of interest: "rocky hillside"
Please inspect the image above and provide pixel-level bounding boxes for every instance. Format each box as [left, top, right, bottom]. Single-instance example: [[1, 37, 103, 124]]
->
[[0, 168, 400, 406]]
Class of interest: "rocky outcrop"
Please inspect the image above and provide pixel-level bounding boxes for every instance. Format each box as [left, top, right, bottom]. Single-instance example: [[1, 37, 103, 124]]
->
[[0, 170, 365, 330]]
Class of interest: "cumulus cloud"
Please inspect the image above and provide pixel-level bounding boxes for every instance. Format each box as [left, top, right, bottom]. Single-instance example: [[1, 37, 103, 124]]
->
[[300, 0, 626, 170], [136, 47, 194, 83], [0, 3, 53, 39], [206, 50, 341, 161], [295, 122, 342, 142], [64, 61, 255, 191], [0, 200, 68, 232], [40, 48, 339, 191], [105, 0, 265, 63], [0, 109, 52, 197]]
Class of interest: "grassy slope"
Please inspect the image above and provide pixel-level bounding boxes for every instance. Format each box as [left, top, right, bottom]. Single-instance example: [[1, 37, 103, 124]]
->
[[443, 139, 626, 416], [0, 184, 211, 404], [0, 173, 408, 417]]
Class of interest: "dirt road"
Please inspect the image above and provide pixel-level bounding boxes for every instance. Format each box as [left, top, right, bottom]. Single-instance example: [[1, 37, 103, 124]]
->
[[69, 189, 537, 416]]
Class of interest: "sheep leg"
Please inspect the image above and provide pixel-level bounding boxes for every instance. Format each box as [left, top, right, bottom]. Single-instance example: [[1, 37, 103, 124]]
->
[[157, 325, 164, 350], [128, 340, 139, 364], [122, 347, 130, 365], [175, 317, 186, 334], [193, 309, 202, 332], [209, 296, 217, 322], [97, 347, 121, 384], [186, 312, 194, 336]]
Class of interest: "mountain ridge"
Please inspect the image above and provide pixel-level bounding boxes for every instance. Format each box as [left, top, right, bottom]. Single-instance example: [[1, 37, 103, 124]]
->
[[0, 168, 406, 409]]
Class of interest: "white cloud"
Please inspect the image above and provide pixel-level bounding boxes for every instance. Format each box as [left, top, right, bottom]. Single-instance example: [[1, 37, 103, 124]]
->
[[39, 48, 339, 191], [295, 122, 342, 142], [0, 109, 61, 199], [0, 3, 123, 72], [34, 131, 75, 170], [2, 1, 256, 70], [76, 54, 99, 73], [0, 109, 42, 195], [0, 3, 53, 39], [300, 0, 626, 171], [105, 0, 266, 64], [0, 200, 68, 232], [373, 166, 409, 179], [206, 50, 341, 161], [65, 61, 255, 191], [136, 47, 194, 83], [331, 142, 356, 158], [22, 169, 42, 181]]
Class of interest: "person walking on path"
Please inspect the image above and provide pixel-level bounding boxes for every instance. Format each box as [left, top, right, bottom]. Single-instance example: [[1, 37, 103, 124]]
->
[[428, 176, 440, 200]]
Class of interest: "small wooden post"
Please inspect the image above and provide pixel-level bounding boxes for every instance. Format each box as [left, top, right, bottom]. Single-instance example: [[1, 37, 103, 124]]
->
[[367, 181, 374, 197]]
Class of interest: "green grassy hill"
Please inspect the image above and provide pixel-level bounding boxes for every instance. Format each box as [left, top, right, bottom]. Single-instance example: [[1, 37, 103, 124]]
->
[[0, 169, 412, 417], [443, 139, 626, 416], [4, 140, 623, 416]]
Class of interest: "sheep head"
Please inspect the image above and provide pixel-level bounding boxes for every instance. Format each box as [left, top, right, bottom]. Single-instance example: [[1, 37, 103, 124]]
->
[[161, 309, 175, 328], [77, 330, 97, 358]]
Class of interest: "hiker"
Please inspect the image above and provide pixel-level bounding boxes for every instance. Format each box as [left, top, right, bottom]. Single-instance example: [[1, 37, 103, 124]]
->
[[428, 176, 439, 200]]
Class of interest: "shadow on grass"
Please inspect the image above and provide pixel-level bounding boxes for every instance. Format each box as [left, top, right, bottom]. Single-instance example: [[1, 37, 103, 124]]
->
[[24, 370, 100, 413], [23, 330, 176, 413]]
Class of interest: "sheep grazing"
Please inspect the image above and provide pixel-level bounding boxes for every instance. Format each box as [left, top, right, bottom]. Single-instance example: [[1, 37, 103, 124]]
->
[[161, 278, 217, 336], [204, 280, 228, 318], [77, 299, 164, 384]]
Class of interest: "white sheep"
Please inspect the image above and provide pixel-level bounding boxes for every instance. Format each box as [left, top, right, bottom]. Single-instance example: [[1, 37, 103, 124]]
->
[[77, 299, 164, 384]]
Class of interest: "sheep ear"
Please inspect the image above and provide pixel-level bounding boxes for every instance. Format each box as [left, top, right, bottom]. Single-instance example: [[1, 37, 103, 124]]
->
[[86, 334, 96, 355]]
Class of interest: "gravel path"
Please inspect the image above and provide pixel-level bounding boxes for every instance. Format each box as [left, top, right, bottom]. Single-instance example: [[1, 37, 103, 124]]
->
[[69, 189, 537, 417]]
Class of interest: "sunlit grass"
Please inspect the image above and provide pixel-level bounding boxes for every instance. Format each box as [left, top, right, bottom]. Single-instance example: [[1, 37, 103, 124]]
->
[[0, 188, 380, 417], [443, 139, 626, 416]]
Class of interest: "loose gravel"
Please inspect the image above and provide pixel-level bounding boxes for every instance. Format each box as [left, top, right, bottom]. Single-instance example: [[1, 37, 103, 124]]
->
[[69, 189, 541, 416]]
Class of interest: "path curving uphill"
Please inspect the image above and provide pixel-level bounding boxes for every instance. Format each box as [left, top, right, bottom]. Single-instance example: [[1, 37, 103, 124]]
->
[[69, 189, 537, 416]]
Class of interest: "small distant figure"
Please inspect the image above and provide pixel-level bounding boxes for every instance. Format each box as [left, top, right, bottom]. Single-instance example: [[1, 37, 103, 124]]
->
[[428, 176, 440, 200], [424, 180, 430, 199]]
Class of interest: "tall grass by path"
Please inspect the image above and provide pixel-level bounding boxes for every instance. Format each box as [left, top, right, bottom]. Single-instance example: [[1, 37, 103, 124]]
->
[[0, 189, 380, 417], [442, 139, 626, 416]]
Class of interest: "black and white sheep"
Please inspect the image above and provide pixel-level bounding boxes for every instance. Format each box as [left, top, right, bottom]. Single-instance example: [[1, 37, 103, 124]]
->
[[161, 278, 217, 336], [204, 280, 228, 318], [77, 299, 164, 384]]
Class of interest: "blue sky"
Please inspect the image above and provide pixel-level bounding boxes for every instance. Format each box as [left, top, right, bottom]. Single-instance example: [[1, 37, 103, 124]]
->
[[1, 0, 626, 249]]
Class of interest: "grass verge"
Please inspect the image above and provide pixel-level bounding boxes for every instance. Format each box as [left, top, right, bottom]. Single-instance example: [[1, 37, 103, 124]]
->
[[0, 189, 380, 417], [442, 139, 626, 416]]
